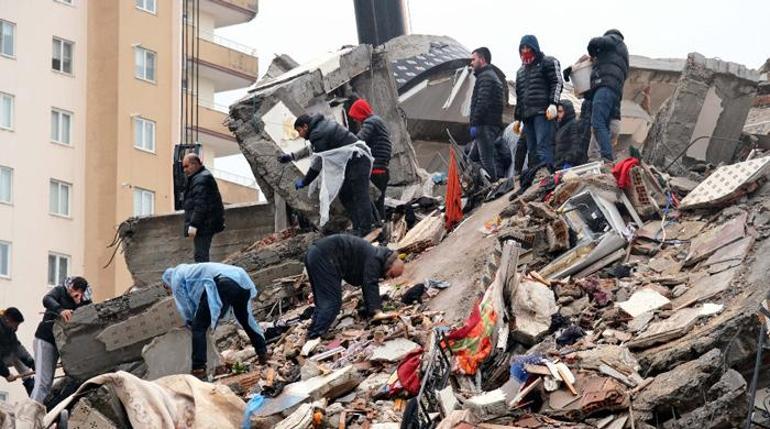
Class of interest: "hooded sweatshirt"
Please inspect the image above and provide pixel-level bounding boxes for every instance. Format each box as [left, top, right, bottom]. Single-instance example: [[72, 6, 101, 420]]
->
[[514, 35, 564, 120], [349, 99, 392, 170], [553, 100, 586, 168]]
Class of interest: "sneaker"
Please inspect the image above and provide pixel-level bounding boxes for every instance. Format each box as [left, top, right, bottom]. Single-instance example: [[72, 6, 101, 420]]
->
[[191, 368, 208, 380]]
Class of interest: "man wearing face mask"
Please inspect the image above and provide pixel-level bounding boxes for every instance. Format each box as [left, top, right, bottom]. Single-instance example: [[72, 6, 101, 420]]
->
[[513, 35, 563, 168], [31, 276, 92, 404]]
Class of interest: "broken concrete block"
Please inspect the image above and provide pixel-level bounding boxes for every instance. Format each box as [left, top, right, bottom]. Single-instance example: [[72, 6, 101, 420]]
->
[[616, 288, 671, 318], [96, 298, 184, 352], [465, 388, 508, 422], [141, 328, 220, 380], [575, 345, 641, 373], [703, 235, 754, 273], [662, 369, 747, 428], [370, 338, 420, 363], [356, 372, 391, 396], [643, 53, 760, 175], [511, 279, 558, 345], [684, 212, 747, 265], [396, 212, 446, 254], [437, 385, 459, 417], [671, 267, 738, 310], [680, 156, 770, 209], [628, 307, 703, 349]]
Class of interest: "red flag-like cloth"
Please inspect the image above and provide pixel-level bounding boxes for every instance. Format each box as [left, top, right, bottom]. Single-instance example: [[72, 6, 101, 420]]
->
[[445, 147, 463, 230]]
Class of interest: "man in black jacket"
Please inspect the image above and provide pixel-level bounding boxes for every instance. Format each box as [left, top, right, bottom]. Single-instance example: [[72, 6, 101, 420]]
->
[[587, 29, 629, 161], [183, 153, 225, 263], [469, 47, 505, 181], [279, 113, 374, 236], [31, 277, 92, 404], [514, 35, 563, 168], [304, 235, 404, 338], [0, 307, 34, 395], [347, 98, 392, 222], [553, 100, 586, 169]]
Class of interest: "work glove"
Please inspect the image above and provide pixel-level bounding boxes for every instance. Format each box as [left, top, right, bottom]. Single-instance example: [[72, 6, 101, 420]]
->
[[546, 104, 558, 121], [294, 178, 305, 190], [187, 225, 197, 238], [512, 121, 522, 135], [277, 153, 294, 164], [469, 126, 478, 139]]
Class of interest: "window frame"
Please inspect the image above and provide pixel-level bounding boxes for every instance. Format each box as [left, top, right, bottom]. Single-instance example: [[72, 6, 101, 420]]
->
[[0, 92, 14, 130], [47, 252, 71, 287], [134, 46, 157, 83], [0, 165, 13, 205], [0, 241, 11, 279], [136, 0, 157, 15], [133, 187, 155, 217], [51, 108, 73, 146], [133, 116, 156, 153], [52, 36, 74, 75], [0, 19, 16, 58], [54, 0, 74, 5], [49, 179, 72, 217]]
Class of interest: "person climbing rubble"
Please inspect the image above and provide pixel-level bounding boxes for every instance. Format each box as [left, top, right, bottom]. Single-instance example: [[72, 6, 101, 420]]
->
[[31, 276, 92, 404], [0, 307, 35, 396], [347, 98, 393, 224], [162, 262, 268, 379], [304, 234, 404, 339], [278, 113, 375, 236]]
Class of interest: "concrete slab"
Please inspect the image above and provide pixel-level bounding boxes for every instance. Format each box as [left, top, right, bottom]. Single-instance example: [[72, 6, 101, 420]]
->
[[684, 212, 747, 265], [511, 279, 558, 345], [370, 338, 421, 363], [141, 328, 221, 380], [616, 288, 671, 318]]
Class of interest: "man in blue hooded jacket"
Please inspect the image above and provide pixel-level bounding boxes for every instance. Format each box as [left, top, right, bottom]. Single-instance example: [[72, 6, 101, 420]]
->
[[163, 263, 268, 378]]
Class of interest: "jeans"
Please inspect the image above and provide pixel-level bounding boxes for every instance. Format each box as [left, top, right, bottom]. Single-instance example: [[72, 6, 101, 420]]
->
[[588, 119, 621, 161], [523, 115, 555, 167], [191, 276, 267, 370], [193, 233, 213, 263], [370, 169, 389, 223], [471, 125, 502, 181], [591, 86, 619, 161], [31, 338, 58, 404], [338, 155, 374, 236], [305, 245, 344, 339]]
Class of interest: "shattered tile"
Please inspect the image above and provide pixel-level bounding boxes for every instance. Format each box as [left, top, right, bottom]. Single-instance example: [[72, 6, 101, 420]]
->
[[616, 288, 671, 318], [679, 156, 770, 209]]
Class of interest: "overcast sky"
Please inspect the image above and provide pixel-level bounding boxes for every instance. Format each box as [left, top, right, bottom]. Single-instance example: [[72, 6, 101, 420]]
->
[[213, 0, 770, 174]]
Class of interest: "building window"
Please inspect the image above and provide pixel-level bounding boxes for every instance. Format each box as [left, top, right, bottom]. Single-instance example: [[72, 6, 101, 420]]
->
[[0, 93, 13, 130], [51, 109, 72, 145], [0, 241, 10, 278], [0, 391, 7, 402], [133, 188, 155, 216], [0, 20, 15, 58], [133, 117, 156, 152], [52, 37, 73, 74], [47, 253, 70, 286], [136, 0, 156, 14], [49, 180, 71, 217], [0, 166, 12, 204], [134, 47, 156, 82]]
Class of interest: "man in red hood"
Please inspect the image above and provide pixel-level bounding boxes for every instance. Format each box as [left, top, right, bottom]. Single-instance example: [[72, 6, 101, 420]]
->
[[348, 99, 392, 223]]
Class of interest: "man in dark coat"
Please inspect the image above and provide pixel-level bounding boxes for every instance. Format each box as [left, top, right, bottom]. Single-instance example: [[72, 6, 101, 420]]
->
[[553, 100, 586, 169], [469, 47, 505, 181], [347, 98, 393, 222], [279, 113, 374, 236], [587, 29, 629, 161], [514, 35, 563, 168], [0, 307, 34, 395], [182, 153, 225, 263], [304, 235, 404, 339]]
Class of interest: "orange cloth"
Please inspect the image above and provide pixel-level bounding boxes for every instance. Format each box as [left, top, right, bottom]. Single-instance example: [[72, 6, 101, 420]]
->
[[445, 147, 463, 230], [347, 99, 373, 122]]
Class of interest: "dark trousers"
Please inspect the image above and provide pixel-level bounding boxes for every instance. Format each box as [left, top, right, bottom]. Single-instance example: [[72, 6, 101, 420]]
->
[[523, 115, 555, 167], [370, 170, 389, 223], [338, 155, 374, 236], [514, 134, 528, 174], [578, 97, 593, 160], [470, 125, 502, 181], [193, 233, 213, 263], [305, 245, 343, 339], [591, 87, 617, 161], [191, 276, 267, 370]]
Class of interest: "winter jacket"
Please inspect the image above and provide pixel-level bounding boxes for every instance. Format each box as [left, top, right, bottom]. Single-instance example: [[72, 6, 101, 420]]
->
[[470, 65, 504, 127], [294, 114, 360, 185], [0, 319, 34, 378], [357, 115, 392, 170], [553, 100, 586, 168], [515, 35, 563, 120], [183, 167, 225, 236], [588, 31, 629, 96], [34, 285, 92, 345]]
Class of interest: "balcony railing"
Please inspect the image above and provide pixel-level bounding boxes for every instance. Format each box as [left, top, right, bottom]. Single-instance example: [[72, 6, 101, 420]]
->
[[210, 167, 258, 189], [186, 24, 258, 58], [197, 97, 230, 114]]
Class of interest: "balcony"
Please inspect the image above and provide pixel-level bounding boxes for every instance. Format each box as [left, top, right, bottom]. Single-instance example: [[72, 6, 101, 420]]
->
[[189, 99, 241, 157], [190, 27, 258, 92], [199, 0, 258, 28]]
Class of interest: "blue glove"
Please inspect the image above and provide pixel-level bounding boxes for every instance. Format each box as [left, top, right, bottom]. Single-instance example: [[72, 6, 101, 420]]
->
[[278, 153, 293, 164], [469, 126, 478, 139], [294, 178, 305, 190]]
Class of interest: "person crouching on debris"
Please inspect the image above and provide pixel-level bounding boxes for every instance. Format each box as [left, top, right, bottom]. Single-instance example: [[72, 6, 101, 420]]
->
[[0, 307, 35, 395], [347, 99, 393, 224], [31, 276, 92, 404], [304, 234, 404, 339], [278, 113, 375, 236], [162, 263, 268, 379], [553, 100, 586, 170]]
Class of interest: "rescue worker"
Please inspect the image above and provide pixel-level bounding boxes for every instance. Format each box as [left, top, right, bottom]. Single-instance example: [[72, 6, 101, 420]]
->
[[163, 263, 268, 379], [0, 307, 34, 395], [304, 235, 404, 339]]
